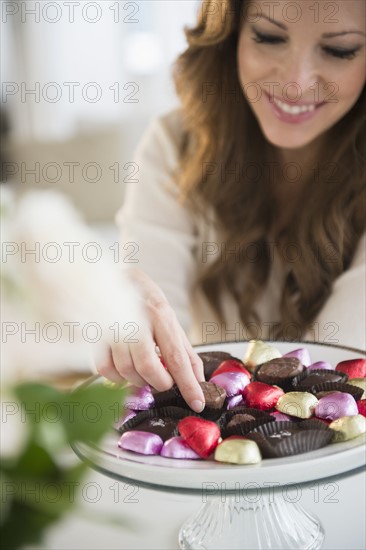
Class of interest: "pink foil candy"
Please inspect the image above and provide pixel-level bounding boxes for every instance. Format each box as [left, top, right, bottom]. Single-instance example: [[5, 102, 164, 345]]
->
[[124, 385, 155, 410], [283, 348, 311, 367], [227, 395, 245, 409], [307, 361, 334, 371], [161, 436, 201, 459], [210, 372, 250, 396], [315, 393, 358, 421], [118, 430, 163, 455]]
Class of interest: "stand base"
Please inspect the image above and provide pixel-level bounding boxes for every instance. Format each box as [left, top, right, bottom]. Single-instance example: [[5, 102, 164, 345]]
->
[[179, 491, 324, 550]]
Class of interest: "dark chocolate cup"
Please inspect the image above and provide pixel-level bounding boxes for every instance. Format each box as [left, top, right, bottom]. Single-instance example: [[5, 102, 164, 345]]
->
[[152, 385, 181, 408], [292, 369, 348, 391], [253, 362, 305, 392], [246, 420, 333, 458], [218, 407, 275, 438], [199, 351, 232, 380], [309, 382, 364, 401], [117, 406, 200, 440]]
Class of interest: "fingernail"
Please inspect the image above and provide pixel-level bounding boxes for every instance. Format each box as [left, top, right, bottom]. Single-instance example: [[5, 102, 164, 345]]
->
[[190, 400, 205, 413]]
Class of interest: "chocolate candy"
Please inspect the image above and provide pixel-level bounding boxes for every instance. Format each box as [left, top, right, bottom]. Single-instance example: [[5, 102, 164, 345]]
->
[[178, 417, 221, 458], [295, 369, 347, 389], [227, 395, 245, 409], [315, 392, 358, 421], [276, 392, 318, 419], [329, 414, 366, 442], [307, 361, 334, 371], [125, 385, 154, 410], [214, 437, 262, 464], [246, 421, 332, 458], [243, 340, 281, 373], [283, 347, 311, 367], [118, 431, 163, 455], [335, 359, 366, 379], [199, 381, 226, 410], [255, 357, 304, 388], [227, 414, 256, 428], [210, 359, 251, 380], [128, 416, 179, 441], [210, 371, 250, 396], [346, 378, 366, 399], [161, 436, 201, 459], [243, 381, 285, 410]]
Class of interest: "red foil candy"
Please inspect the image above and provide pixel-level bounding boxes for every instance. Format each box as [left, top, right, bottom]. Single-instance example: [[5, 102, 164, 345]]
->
[[335, 359, 366, 379], [178, 417, 221, 458], [210, 359, 251, 380], [243, 381, 285, 410], [357, 399, 366, 417]]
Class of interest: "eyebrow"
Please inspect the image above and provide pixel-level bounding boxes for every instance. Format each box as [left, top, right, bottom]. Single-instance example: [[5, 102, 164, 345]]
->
[[258, 14, 366, 37]]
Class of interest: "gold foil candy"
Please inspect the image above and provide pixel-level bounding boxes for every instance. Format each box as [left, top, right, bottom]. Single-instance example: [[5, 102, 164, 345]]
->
[[244, 340, 282, 373], [276, 391, 318, 419], [214, 438, 262, 465], [329, 414, 366, 442]]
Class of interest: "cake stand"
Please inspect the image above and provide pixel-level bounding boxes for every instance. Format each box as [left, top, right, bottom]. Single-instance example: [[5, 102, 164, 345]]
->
[[72, 341, 366, 550]]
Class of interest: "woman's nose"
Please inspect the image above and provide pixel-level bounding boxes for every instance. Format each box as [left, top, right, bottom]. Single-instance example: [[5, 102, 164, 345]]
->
[[280, 50, 320, 100]]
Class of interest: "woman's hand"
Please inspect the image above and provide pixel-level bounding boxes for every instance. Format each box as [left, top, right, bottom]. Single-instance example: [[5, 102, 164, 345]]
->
[[95, 268, 205, 413]]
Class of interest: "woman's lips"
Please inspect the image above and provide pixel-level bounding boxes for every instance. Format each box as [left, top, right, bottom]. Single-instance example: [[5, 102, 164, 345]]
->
[[265, 92, 325, 124]]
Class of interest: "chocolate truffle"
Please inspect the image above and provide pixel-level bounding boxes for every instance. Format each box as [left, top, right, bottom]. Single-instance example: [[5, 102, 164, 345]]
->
[[255, 357, 304, 387], [199, 381, 227, 410]]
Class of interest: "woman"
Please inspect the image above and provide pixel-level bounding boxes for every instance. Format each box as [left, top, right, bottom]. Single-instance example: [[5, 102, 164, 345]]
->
[[97, 0, 366, 412]]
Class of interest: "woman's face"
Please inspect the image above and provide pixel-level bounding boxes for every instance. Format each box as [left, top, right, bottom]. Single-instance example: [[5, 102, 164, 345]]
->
[[237, 0, 366, 150]]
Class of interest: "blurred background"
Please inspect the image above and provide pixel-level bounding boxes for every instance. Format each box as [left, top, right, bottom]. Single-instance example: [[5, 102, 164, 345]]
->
[[1, 0, 199, 221]]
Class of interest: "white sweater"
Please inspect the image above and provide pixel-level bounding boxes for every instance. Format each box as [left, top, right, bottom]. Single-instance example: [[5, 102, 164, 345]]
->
[[116, 110, 366, 351]]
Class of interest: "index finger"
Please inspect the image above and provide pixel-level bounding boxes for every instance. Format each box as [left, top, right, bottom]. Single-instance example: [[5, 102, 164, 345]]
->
[[154, 317, 205, 413]]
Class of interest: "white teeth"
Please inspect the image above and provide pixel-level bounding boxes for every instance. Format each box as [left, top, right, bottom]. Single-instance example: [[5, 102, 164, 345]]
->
[[272, 97, 316, 115]]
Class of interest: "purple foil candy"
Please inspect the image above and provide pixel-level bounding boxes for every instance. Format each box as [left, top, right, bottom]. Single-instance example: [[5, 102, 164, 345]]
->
[[283, 348, 311, 367], [270, 411, 296, 422], [114, 409, 136, 431], [315, 393, 358, 421], [124, 385, 155, 410], [118, 430, 163, 455], [307, 361, 334, 371], [227, 395, 245, 410], [210, 372, 250, 396], [161, 436, 201, 459]]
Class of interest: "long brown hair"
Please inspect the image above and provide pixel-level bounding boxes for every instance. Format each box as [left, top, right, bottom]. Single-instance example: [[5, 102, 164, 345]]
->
[[173, 0, 366, 339]]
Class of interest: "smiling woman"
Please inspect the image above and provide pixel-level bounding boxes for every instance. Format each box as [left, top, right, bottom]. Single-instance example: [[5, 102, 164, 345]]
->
[[97, 0, 366, 413]]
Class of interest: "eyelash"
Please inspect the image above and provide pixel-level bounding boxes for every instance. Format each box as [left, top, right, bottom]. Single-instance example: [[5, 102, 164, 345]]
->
[[252, 31, 360, 60]]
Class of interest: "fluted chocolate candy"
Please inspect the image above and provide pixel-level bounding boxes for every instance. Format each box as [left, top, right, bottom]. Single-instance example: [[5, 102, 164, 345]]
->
[[244, 340, 281, 373], [295, 370, 346, 388], [161, 436, 201, 459], [315, 392, 358, 421], [214, 437, 262, 465], [227, 413, 256, 428], [276, 392, 318, 419], [243, 382, 284, 410], [210, 371, 250, 396], [118, 431, 163, 455], [307, 361, 334, 371], [199, 381, 226, 409], [329, 414, 366, 442], [255, 357, 304, 387]]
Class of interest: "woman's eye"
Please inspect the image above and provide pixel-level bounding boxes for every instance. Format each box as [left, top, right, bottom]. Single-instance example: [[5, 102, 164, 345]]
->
[[322, 46, 359, 60], [252, 31, 286, 45]]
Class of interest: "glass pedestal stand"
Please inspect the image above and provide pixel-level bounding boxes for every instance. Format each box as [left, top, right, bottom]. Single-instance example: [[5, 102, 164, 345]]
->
[[179, 489, 324, 550]]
